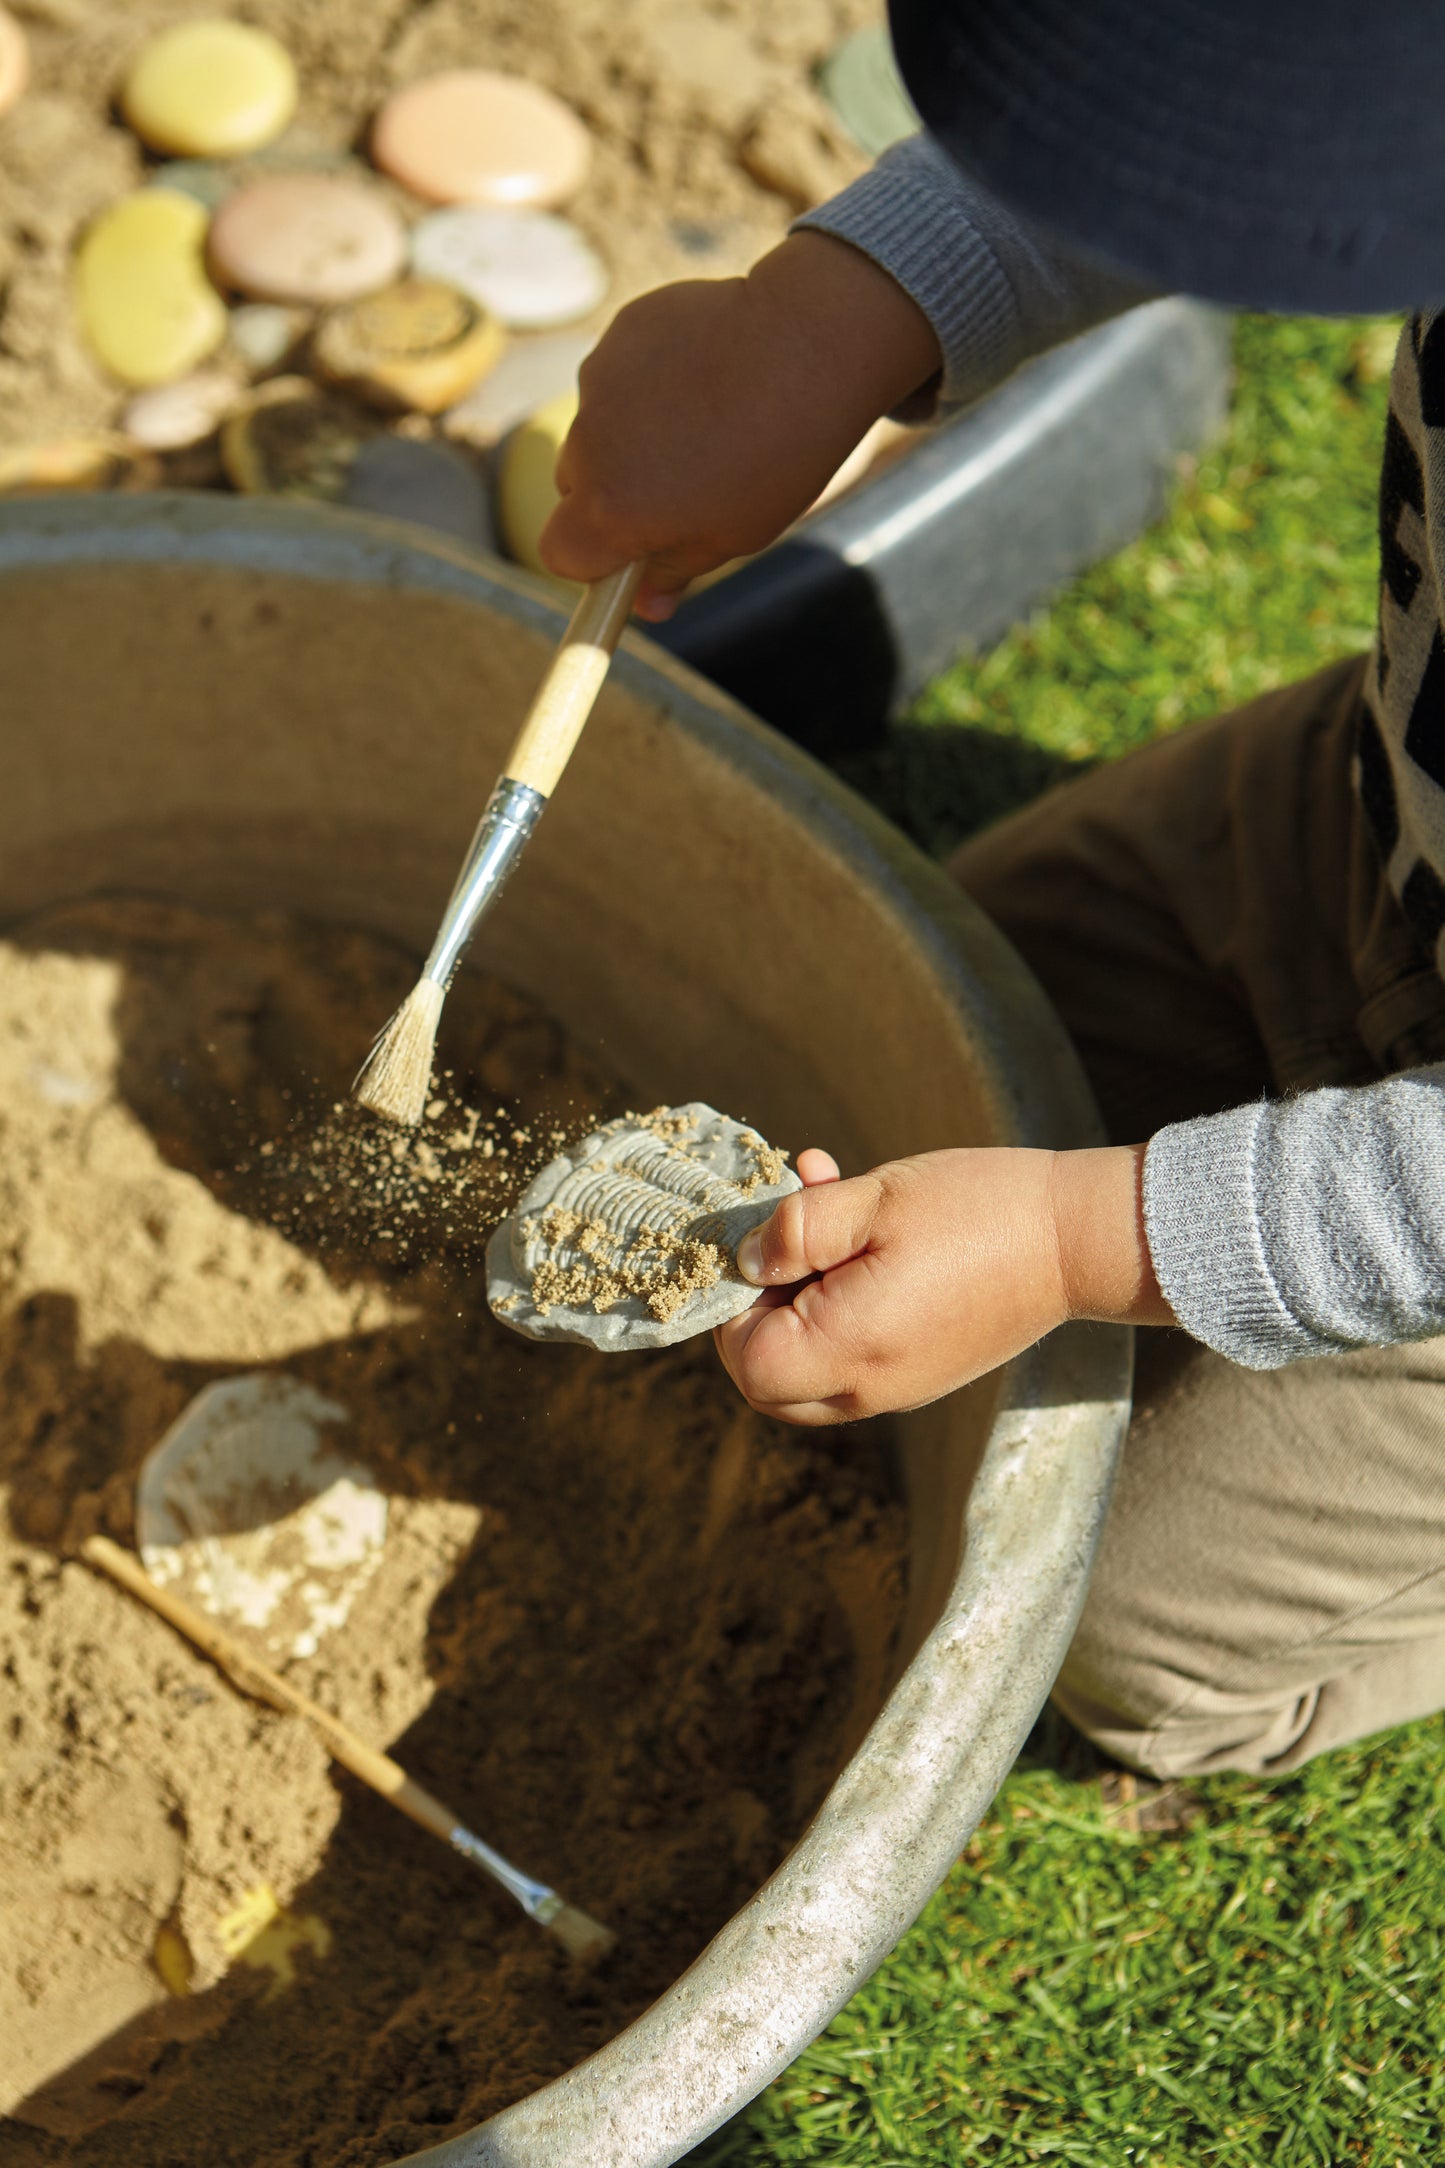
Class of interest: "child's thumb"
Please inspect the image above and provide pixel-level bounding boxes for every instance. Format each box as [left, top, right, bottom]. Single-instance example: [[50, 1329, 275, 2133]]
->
[[736, 1174, 883, 1288]]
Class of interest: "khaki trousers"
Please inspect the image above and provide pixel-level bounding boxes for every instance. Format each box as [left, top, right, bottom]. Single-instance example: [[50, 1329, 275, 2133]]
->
[[951, 656, 1445, 1776]]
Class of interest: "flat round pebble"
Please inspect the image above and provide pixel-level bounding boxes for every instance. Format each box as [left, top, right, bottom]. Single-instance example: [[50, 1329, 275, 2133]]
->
[[313, 278, 505, 414], [0, 5, 30, 120], [486, 1103, 801, 1351], [75, 189, 228, 389], [122, 367, 239, 450], [497, 388, 577, 574], [121, 19, 298, 159], [372, 69, 591, 209], [443, 328, 591, 448], [410, 207, 607, 330], [208, 174, 406, 305], [340, 435, 495, 551], [220, 376, 383, 499]]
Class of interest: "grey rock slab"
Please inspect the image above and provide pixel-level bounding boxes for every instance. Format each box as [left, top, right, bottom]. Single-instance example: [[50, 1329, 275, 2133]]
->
[[340, 435, 496, 550], [486, 1101, 801, 1351]]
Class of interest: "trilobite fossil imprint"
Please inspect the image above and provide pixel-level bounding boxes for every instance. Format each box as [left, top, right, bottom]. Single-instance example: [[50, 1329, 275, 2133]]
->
[[485, 1102, 802, 1349]]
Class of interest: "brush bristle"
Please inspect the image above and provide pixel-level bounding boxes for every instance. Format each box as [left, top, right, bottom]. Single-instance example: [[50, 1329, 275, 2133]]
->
[[353, 979, 445, 1128], [546, 1902, 617, 1964]]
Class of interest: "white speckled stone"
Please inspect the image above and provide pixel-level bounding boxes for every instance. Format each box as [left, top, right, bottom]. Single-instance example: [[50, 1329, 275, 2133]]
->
[[486, 1102, 800, 1351], [411, 206, 607, 329]]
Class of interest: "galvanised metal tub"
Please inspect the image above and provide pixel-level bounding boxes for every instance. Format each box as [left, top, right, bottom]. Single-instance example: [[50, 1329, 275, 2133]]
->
[[0, 494, 1130, 2168]]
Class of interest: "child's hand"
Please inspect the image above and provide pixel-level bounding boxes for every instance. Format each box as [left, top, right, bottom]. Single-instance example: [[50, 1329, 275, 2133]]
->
[[540, 231, 941, 621], [715, 1143, 1174, 1425]]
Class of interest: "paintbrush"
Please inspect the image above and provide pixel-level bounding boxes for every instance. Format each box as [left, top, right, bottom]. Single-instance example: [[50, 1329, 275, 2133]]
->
[[354, 563, 642, 1128], [82, 1535, 616, 1965]]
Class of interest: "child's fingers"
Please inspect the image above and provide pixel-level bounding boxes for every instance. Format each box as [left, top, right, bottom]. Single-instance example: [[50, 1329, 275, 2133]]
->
[[795, 1146, 840, 1185], [735, 1170, 882, 1288], [538, 495, 632, 585], [716, 1254, 878, 1420]]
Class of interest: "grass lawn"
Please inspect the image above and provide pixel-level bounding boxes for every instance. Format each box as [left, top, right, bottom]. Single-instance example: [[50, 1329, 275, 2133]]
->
[[703, 314, 1445, 2166]]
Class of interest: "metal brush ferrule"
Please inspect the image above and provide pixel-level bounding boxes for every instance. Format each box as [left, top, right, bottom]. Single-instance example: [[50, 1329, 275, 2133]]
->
[[423, 778, 545, 992], [449, 1822, 562, 1923]]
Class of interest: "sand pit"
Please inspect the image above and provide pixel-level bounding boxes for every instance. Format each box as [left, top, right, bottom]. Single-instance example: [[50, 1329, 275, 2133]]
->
[[0, 0, 877, 456], [0, 897, 906, 2165]]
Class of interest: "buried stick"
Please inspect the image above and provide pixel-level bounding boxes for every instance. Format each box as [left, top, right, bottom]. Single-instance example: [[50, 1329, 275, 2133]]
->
[[81, 1534, 615, 1964]]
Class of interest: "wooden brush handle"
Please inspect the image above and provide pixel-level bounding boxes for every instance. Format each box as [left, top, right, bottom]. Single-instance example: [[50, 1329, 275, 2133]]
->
[[81, 1535, 458, 1845], [501, 563, 642, 798]]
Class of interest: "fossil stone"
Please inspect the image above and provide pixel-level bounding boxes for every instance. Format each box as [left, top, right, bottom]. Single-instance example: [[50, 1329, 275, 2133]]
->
[[486, 1102, 800, 1351]]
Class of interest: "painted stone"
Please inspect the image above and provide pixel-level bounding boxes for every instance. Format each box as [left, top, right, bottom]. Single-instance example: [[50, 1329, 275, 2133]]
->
[[122, 367, 240, 450], [120, 19, 298, 159], [220, 376, 383, 499], [410, 206, 607, 330], [74, 189, 228, 389], [496, 388, 577, 575], [443, 328, 591, 449], [151, 159, 237, 212], [208, 174, 406, 305], [312, 279, 505, 414], [227, 302, 310, 373], [0, 435, 153, 494], [372, 69, 591, 210], [819, 25, 920, 158], [340, 436, 495, 551], [0, 5, 30, 121]]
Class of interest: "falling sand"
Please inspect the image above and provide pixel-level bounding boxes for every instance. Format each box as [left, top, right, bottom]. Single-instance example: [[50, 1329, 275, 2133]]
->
[[0, 896, 906, 2166]]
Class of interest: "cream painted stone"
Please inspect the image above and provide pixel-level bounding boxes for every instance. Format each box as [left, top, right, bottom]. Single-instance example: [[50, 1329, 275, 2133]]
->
[[208, 175, 405, 306]]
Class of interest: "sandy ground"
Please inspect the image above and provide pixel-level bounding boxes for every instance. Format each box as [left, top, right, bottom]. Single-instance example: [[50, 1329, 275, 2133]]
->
[[0, 897, 906, 2165]]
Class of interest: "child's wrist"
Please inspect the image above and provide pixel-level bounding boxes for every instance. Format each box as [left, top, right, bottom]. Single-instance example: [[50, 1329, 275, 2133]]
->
[[1048, 1143, 1175, 1328], [745, 230, 943, 427]]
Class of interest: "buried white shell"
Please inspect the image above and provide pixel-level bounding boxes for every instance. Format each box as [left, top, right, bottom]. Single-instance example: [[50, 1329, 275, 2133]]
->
[[485, 1101, 802, 1350]]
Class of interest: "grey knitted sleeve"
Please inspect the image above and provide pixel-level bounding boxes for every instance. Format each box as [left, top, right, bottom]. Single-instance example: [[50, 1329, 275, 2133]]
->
[[1143, 1070, 1445, 1368], [795, 134, 1154, 413]]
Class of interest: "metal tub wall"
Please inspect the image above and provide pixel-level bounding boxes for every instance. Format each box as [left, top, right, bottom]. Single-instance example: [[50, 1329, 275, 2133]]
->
[[0, 496, 1131, 2168]]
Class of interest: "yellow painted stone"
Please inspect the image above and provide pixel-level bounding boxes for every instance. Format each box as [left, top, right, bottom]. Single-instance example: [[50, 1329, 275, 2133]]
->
[[313, 278, 505, 414], [0, 434, 153, 494], [216, 1882, 331, 2000], [153, 1919, 194, 1997], [498, 389, 579, 577], [121, 19, 298, 159], [75, 189, 228, 389]]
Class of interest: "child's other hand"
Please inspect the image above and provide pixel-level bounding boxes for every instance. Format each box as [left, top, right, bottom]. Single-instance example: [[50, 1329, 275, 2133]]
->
[[540, 231, 941, 621], [715, 1143, 1174, 1425]]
